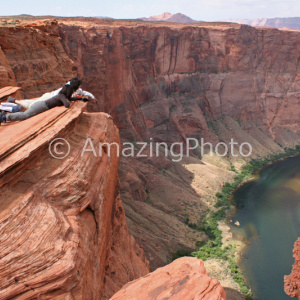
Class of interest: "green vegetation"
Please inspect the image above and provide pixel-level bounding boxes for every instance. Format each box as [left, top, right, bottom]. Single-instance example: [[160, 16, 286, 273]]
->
[[169, 105, 177, 113], [193, 210, 252, 297], [139, 102, 148, 108], [145, 188, 150, 203], [207, 120, 219, 133], [229, 162, 238, 173], [166, 92, 173, 98], [172, 249, 193, 261], [189, 146, 300, 298]]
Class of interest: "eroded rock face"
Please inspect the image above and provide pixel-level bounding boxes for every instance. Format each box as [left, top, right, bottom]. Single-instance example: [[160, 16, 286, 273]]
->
[[53, 20, 300, 270], [285, 238, 300, 299], [1, 19, 300, 273], [111, 257, 226, 300], [0, 46, 17, 87], [0, 22, 75, 97], [0, 105, 149, 299], [2, 21, 300, 143], [54, 21, 300, 143]]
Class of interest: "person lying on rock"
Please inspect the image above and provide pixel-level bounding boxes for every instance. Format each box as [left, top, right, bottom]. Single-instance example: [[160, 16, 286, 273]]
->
[[0, 79, 89, 124], [7, 77, 95, 110]]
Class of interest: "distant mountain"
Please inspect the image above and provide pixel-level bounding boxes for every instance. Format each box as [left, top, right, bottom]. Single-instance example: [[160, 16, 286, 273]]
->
[[94, 16, 114, 19], [227, 17, 300, 30], [140, 12, 197, 23]]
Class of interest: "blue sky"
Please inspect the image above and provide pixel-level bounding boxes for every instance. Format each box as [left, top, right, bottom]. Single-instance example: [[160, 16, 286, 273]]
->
[[1, 0, 299, 21]]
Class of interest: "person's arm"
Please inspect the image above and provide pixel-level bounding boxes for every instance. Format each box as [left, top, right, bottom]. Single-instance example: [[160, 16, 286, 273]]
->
[[69, 96, 83, 101], [74, 88, 95, 99], [70, 96, 90, 102], [59, 94, 70, 108]]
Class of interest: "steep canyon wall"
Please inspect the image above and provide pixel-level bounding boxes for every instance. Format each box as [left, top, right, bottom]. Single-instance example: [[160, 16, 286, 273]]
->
[[1, 20, 300, 286]]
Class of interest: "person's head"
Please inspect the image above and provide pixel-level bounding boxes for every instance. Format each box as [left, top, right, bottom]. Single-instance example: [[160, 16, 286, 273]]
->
[[69, 77, 82, 91], [59, 83, 77, 99]]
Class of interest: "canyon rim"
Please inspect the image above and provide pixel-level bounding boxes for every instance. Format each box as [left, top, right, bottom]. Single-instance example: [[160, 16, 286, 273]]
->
[[0, 14, 300, 299]]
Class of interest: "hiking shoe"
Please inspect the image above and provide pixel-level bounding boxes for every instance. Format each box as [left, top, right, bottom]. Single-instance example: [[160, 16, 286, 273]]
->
[[7, 96, 16, 103], [0, 112, 6, 125]]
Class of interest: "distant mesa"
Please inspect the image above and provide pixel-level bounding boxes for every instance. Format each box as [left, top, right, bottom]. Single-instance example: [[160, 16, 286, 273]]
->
[[140, 12, 198, 23], [225, 17, 300, 30], [94, 16, 114, 19], [140, 13, 300, 29]]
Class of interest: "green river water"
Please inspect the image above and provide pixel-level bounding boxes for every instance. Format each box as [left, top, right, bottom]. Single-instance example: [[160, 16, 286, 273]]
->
[[231, 155, 300, 300]]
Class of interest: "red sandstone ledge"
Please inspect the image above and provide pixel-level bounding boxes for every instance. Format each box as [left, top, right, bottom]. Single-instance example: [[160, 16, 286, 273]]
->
[[0, 105, 149, 299], [285, 238, 300, 299], [0, 102, 86, 182], [111, 257, 226, 300]]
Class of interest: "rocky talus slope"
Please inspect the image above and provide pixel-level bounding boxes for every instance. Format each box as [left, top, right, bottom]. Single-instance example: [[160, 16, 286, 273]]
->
[[0, 103, 149, 299]]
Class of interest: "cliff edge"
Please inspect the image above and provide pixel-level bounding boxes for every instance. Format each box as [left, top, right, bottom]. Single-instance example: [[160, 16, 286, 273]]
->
[[0, 103, 149, 299]]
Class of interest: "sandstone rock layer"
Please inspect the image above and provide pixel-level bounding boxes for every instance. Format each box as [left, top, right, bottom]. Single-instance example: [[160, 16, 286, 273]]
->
[[0, 103, 149, 299], [285, 238, 300, 299], [111, 257, 226, 300]]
